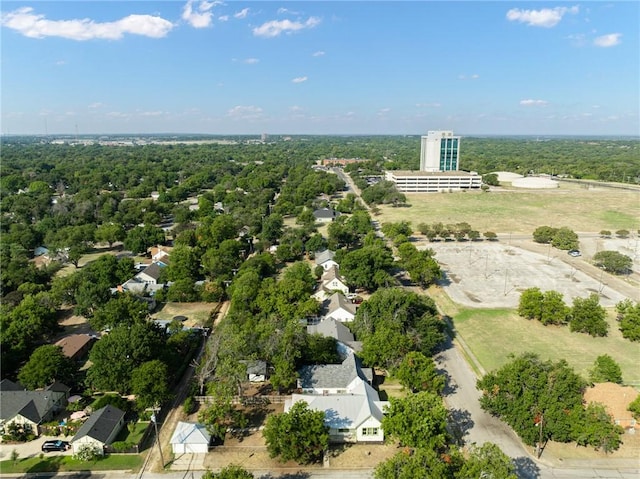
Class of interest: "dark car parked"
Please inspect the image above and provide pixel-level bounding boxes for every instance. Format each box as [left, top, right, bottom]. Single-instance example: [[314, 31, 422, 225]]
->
[[41, 440, 70, 452]]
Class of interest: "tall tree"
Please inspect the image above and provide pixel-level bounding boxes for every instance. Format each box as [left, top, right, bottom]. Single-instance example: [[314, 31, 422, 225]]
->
[[130, 360, 173, 411], [381, 391, 450, 450], [18, 345, 78, 389], [263, 401, 329, 464], [570, 294, 608, 337]]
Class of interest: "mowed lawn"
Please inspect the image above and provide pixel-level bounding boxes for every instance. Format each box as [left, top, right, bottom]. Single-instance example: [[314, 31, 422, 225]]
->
[[453, 308, 640, 385], [376, 184, 640, 234]]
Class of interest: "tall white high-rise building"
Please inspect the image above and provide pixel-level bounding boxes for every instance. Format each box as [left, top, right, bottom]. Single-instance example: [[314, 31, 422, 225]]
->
[[419, 130, 460, 172]]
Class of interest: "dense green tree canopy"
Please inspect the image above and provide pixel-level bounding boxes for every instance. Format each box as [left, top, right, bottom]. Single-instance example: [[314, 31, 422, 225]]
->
[[381, 391, 450, 450], [589, 355, 623, 384], [353, 288, 444, 368], [593, 250, 633, 275], [86, 321, 167, 393], [570, 294, 608, 337], [392, 351, 445, 394], [263, 401, 329, 464], [130, 359, 173, 411], [18, 345, 78, 389], [478, 353, 589, 446]]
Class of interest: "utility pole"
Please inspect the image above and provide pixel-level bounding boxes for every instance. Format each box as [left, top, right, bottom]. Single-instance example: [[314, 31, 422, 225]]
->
[[150, 406, 165, 469], [536, 413, 544, 458]]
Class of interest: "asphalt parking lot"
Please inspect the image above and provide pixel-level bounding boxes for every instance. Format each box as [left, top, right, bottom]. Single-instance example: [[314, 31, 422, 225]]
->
[[419, 240, 632, 309]]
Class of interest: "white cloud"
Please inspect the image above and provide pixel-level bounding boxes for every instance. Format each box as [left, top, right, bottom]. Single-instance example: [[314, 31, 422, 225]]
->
[[234, 8, 250, 20], [377, 108, 391, 116], [218, 15, 229, 22], [278, 8, 300, 15], [55, 60, 67, 66], [1, 6, 174, 40], [243, 58, 259, 64], [88, 102, 104, 109], [253, 17, 321, 38], [292, 76, 308, 83], [289, 105, 304, 112], [182, 0, 215, 29], [312, 51, 325, 57], [227, 105, 263, 120], [520, 99, 549, 106], [593, 33, 622, 47], [506, 6, 579, 28], [416, 102, 441, 108], [458, 74, 479, 80], [471, 74, 480, 79], [138, 110, 166, 117]]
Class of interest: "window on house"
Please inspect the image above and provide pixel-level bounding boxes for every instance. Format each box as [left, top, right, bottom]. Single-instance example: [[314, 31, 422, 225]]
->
[[361, 427, 378, 436], [338, 428, 350, 433]]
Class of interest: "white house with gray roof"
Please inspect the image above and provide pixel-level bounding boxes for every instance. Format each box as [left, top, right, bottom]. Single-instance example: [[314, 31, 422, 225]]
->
[[289, 354, 388, 443], [324, 292, 357, 323], [307, 318, 362, 357], [71, 405, 125, 455], [320, 266, 349, 296], [314, 250, 338, 271], [0, 380, 68, 436]]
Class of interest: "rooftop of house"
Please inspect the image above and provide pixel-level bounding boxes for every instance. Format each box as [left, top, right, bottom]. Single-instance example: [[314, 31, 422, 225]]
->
[[72, 405, 125, 444], [288, 379, 388, 430], [54, 334, 95, 358], [584, 382, 639, 425], [325, 293, 356, 315], [321, 265, 345, 284], [313, 208, 340, 219], [239, 360, 267, 376], [170, 421, 211, 445], [298, 353, 372, 390], [0, 380, 68, 424], [315, 249, 336, 265], [136, 262, 163, 281], [308, 318, 355, 345]]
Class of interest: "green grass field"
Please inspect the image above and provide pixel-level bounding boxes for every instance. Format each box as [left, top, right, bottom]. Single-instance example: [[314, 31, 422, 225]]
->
[[452, 307, 640, 385], [0, 453, 142, 474], [377, 183, 640, 234]]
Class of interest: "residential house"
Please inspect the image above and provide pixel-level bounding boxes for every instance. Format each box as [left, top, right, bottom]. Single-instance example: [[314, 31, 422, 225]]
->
[[289, 354, 388, 443], [313, 208, 340, 223], [297, 353, 373, 395], [321, 266, 349, 296], [71, 405, 125, 455], [0, 380, 69, 435], [584, 383, 640, 432], [149, 245, 172, 265], [315, 249, 338, 271], [54, 334, 95, 362], [239, 360, 268, 382], [307, 318, 362, 358], [120, 262, 166, 295], [324, 293, 357, 323], [170, 422, 211, 454], [33, 246, 49, 257]]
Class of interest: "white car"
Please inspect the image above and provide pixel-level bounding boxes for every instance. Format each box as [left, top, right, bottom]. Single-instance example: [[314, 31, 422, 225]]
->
[[568, 250, 581, 257]]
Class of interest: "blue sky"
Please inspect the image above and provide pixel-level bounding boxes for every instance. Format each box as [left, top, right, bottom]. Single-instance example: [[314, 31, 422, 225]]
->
[[1, 1, 638, 135]]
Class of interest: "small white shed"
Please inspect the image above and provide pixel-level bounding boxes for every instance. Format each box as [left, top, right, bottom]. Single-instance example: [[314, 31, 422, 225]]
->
[[170, 422, 211, 454]]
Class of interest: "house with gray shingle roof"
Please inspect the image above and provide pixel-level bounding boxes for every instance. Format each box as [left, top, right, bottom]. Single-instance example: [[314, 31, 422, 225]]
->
[[321, 266, 349, 295], [297, 353, 372, 394], [307, 318, 362, 357], [0, 380, 68, 435], [71, 405, 125, 455], [315, 249, 338, 271], [324, 292, 356, 322], [289, 354, 388, 443]]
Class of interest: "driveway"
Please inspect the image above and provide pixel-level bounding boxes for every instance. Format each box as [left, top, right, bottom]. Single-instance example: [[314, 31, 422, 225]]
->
[[0, 434, 73, 460]]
